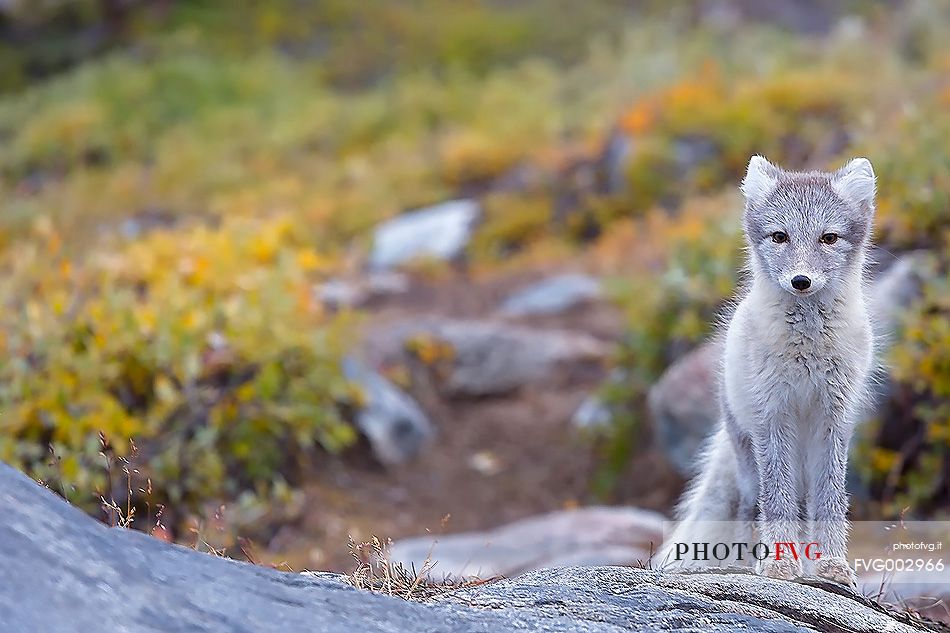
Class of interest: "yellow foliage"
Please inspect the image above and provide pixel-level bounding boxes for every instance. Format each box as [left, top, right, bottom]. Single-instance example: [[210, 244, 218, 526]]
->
[[871, 448, 899, 474], [0, 211, 353, 513], [406, 335, 456, 366]]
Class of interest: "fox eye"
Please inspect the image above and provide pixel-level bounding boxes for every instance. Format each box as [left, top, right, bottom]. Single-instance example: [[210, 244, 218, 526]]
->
[[820, 233, 839, 244], [771, 231, 788, 243]]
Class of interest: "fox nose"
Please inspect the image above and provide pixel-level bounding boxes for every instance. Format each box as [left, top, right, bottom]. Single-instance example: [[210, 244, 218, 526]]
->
[[791, 275, 811, 291]]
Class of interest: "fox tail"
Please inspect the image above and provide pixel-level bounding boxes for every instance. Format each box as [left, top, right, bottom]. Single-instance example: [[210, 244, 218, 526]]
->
[[656, 426, 745, 569]]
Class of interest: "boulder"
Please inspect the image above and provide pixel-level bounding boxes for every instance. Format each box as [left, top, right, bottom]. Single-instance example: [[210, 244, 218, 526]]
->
[[647, 340, 721, 476], [0, 462, 939, 632], [342, 357, 434, 465], [317, 278, 365, 310], [869, 251, 930, 337], [498, 273, 602, 317], [364, 318, 609, 397], [369, 199, 480, 270], [390, 506, 665, 579], [317, 271, 410, 310]]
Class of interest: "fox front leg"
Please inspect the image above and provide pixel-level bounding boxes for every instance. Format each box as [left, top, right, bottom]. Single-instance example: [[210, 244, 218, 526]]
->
[[808, 416, 857, 588], [753, 416, 804, 581]]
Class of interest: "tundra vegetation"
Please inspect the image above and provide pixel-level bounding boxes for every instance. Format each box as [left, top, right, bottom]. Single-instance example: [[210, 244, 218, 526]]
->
[[0, 0, 946, 546]]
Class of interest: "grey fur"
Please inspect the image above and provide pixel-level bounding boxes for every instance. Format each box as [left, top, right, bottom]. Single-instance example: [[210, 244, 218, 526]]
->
[[659, 156, 877, 587]]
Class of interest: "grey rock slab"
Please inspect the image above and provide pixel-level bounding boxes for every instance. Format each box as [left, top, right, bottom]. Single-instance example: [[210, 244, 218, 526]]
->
[[0, 462, 937, 632], [369, 199, 480, 270], [0, 461, 475, 633], [499, 273, 603, 317], [445, 566, 934, 633], [316, 271, 410, 310], [364, 318, 610, 397], [390, 506, 665, 579], [342, 357, 434, 464]]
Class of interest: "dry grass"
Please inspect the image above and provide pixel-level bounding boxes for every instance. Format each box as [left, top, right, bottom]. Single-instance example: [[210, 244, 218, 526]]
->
[[860, 574, 950, 628], [344, 535, 499, 601]]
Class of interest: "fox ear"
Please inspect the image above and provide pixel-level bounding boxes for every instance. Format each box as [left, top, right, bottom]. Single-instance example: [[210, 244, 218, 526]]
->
[[740, 155, 778, 202], [832, 157, 876, 213]]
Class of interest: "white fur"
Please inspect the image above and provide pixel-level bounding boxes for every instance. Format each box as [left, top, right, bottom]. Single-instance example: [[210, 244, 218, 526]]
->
[[831, 157, 876, 210], [658, 157, 877, 588], [740, 155, 778, 202]]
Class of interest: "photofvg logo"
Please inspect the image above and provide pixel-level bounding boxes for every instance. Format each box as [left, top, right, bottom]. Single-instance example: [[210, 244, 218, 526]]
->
[[660, 520, 950, 587], [671, 541, 822, 564]]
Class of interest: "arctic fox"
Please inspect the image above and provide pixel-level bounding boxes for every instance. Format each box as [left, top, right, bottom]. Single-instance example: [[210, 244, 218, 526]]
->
[[658, 156, 877, 587]]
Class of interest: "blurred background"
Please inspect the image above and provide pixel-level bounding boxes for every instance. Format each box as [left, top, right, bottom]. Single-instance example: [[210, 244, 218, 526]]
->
[[0, 0, 947, 585]]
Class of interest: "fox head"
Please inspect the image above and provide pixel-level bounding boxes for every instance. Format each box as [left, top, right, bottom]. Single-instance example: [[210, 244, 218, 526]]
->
[[740, 155, 876, 297]]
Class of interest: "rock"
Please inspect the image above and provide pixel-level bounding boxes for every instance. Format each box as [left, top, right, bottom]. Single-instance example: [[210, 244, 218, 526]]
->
[[467, 450, 503, 476], [317, 278, 366, 309], [365, 270, 411, 296], [0, 463, 937, 632], [864, 253, 930, 409], [317, 271, 410, 310], [647, 341, 721, 476], [369, 199, 480, 270], [698, 0, 841, 35], [498, 274, 602, 317], [447, 567, 938, 633], [571, 391, 614, 430], [869, 251, 930, 337], [390, 506, 665, 579], [342, 357, 434, 465], [569, 368, 629, 432], [646, 254, 932, 477], [600, 129, 634, 195], [117, 207, 179, 239], [364, 318, 609, 397]]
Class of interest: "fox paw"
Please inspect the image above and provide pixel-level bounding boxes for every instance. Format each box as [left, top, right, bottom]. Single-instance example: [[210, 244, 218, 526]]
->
[[815, 557, 856, 588], [756, 557, 802, 581]]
